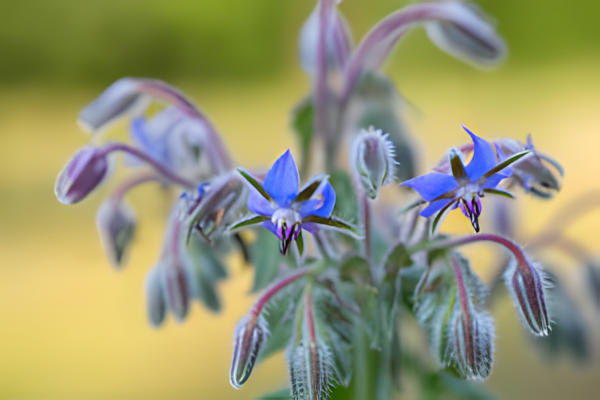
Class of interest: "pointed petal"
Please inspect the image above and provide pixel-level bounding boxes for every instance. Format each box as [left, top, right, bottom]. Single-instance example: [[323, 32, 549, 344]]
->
[[263, 150, 300, 207], [401, 172, 458, 202], [420, 198, 454, 218], [299, 181, 336, 218], [247, 190, 275, 217], [463, 125, 496, 180], [261, 220, 279, 236]]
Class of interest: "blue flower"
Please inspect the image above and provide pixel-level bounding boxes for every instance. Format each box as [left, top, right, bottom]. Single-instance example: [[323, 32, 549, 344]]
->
[[401, 126, 529, 232], [235, 150, 355, 255]]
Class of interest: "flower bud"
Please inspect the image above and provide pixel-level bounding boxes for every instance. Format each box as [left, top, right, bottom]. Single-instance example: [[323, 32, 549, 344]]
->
[[299, 3, 353, 77], [351, 127, 396, 199], [185, 172, 246, 240], [55, 146, 109, 205], [78, 78, 149, 133], [287, 339, 333, 400], [495, 136, 562, 198], [449, 309, 495, 380], [145, 264, 166, 328], [230, 314, 269, 389], [96, 199, 136, 268], [161, 261, 191, 323], [425, 2, 506, 66], [503, 257, 550, 336]]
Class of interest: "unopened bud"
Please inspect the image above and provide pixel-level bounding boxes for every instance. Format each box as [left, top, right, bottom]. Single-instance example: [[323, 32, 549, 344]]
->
[[145, 264, 167, 328], [495, 136, 562, 198], [161, 261, 191, 323], [287, 339, 333, 400], [503, 257, 550, 336], [449, 309, 495, 380], [425, 2, 506, 66], [55, 146, 109, 205], [230, 314, 269, 389], [351, 127, 396, 199], [299, 4, 353, 76], [96, 199, 136, 268]]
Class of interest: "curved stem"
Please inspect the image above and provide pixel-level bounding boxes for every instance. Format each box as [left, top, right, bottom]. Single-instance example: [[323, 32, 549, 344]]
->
[[109, 172, 161, 203], [101, 142, 196, 188], [410, 233, 528, 269], [250, 267, 311, 318]]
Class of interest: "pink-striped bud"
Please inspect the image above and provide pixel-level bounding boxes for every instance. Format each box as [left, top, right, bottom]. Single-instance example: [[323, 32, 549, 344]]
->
[[503, 257, 550, 336], [55, 146, 108, 205], [230, 314, 269, 389]]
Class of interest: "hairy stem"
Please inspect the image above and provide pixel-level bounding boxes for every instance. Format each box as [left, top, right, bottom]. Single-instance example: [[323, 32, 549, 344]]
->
[[101, 142, 196, 188]]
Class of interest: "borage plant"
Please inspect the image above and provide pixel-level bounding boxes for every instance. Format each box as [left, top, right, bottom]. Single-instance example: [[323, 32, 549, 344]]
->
[[56, 0, 592, 399]]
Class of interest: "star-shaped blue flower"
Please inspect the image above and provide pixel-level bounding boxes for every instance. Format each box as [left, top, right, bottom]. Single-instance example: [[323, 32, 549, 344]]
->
[[235, 150, 356, 255], [401, 126, 529, 232]]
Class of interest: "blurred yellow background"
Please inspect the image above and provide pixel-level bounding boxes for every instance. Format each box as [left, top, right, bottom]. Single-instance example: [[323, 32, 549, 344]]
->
[[1, 0, 600, 399]]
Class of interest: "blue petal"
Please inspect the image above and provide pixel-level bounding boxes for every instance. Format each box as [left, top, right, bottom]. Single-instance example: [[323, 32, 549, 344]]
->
[[463, 125, 496, 181], [401, 173, 458, 202], [482, 173, 505, 189], [263, 150, 300, 207], [420, 198, 454, 218], [248, 190, 274, 217], [299, 181, 336, 218], [261, 220, 278, 236]]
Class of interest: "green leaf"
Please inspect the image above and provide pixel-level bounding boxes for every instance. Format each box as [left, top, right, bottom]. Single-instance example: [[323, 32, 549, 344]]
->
[[250, 230, 283, 293], [237, 168, 272, 201], [383, 243, 412, 278], [229, 215, 269, 231], [258, 388, 292, 400], [291, 96, 314, 177], [185, 235, 228, 312], [483, 150, 530, 178], [339, 255, 369, 282], [295, 174, 328, 202]]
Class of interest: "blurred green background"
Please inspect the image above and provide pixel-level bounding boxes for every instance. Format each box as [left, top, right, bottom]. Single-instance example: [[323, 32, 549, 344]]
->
[[1, 0, 599, 398]]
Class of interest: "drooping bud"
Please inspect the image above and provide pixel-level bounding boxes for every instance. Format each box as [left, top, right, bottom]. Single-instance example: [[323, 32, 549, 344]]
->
[[145, 264, 167, 328], [495, 136, 563, 198], [287, 339, 334, 400], [160, 259, 191, 323], [299, 2, 353, 77], [230, 314, 269, 389], [157, 216, 192, 323], [96, 198, 136, 268], [78, 78, 149, 133], [184, 172, 246, 241], [503, 257, 551, 336], [445, 255, 495, 380], [424, 2, 506, 66], [449, 310, 495, 380], [55, 146, 109, 205], [351, 127, 396, 199]]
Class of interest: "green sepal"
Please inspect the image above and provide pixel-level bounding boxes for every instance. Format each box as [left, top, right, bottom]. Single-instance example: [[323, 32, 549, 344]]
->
[[237, 168, 272, 200]]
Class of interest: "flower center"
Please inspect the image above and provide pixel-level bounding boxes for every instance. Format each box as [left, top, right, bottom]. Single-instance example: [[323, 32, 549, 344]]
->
[[271, 208, 302, 255]]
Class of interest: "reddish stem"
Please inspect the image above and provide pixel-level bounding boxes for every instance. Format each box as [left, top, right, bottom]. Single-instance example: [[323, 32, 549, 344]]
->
[[413, 233, 529, 271], [250, 268, 310, 318], [101, 142, 196, 188], [451, 256, 474, 369]]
